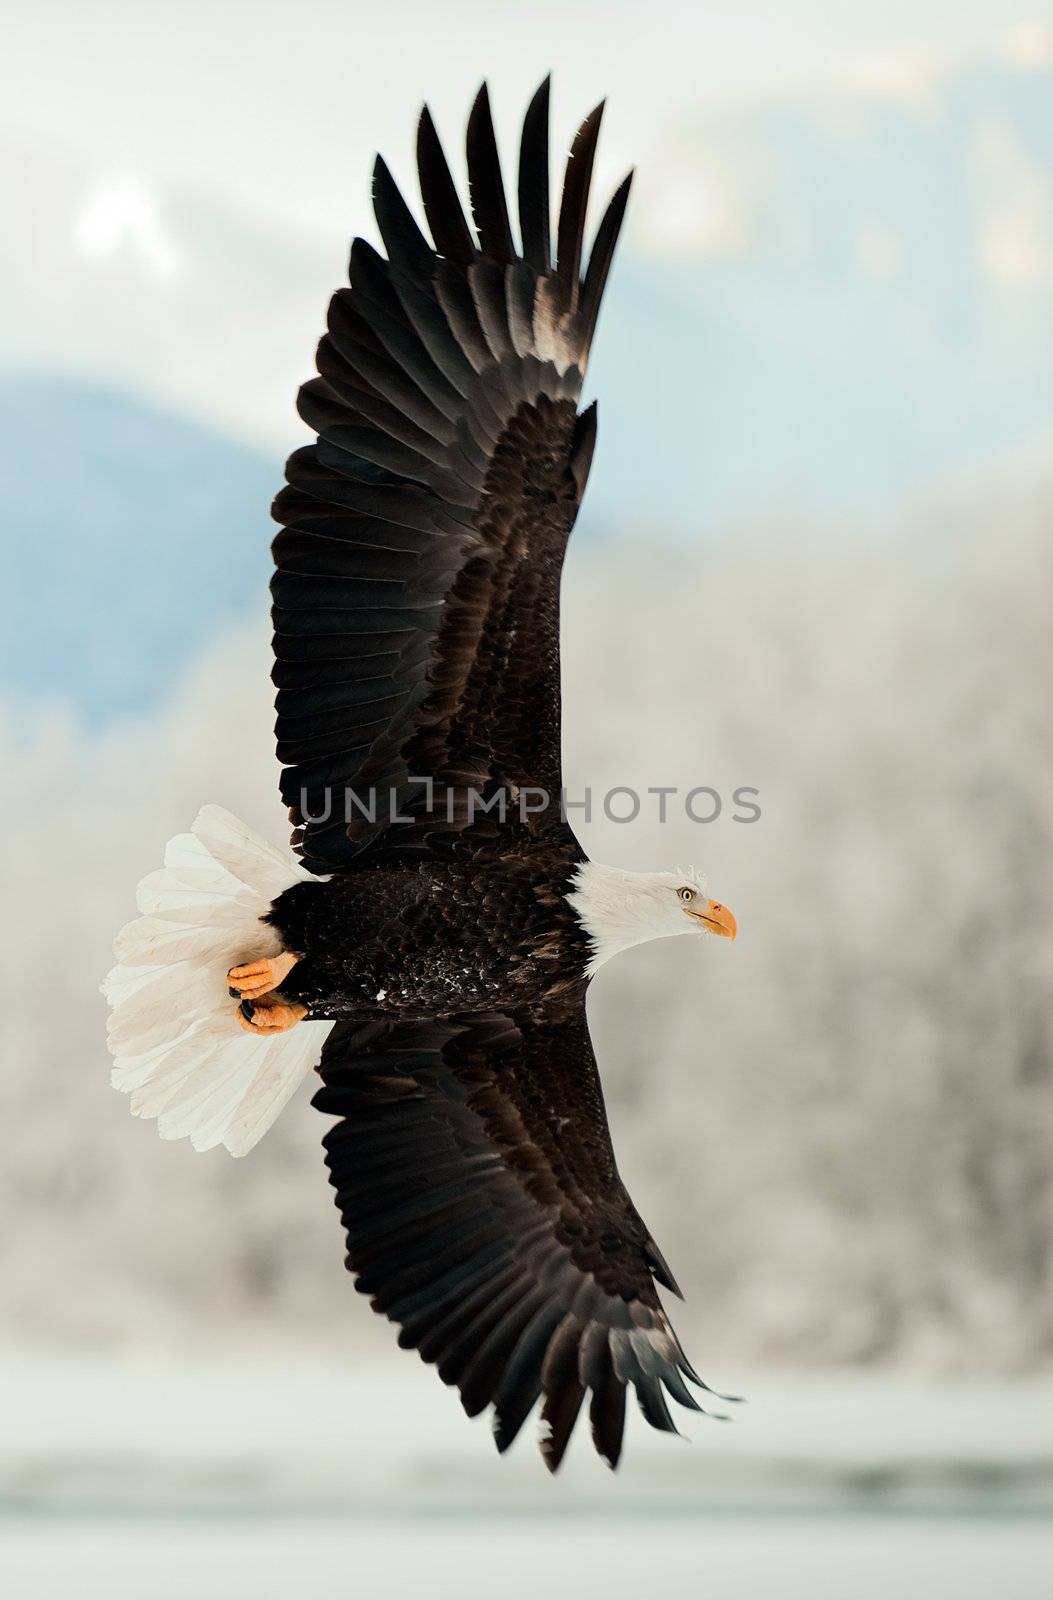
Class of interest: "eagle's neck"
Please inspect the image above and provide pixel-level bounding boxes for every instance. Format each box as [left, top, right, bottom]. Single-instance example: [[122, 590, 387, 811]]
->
[[565, 860, 664, 977]]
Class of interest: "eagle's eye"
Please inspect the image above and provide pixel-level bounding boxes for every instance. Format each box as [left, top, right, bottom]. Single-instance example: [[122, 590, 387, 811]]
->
[[678, 886, 695, 903]]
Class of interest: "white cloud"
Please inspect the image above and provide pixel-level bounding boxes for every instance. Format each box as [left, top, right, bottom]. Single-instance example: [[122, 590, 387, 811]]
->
[[840, 46, 945, 104], [636, 162, 749, 261], [973, 118, 1053, 286], [73, 177, 182, 284], [1004, 20, 1053, 70], [857, 221, 904, 281]]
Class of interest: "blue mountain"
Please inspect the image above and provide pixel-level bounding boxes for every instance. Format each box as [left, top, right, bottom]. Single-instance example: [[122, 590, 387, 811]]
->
[[1, 378, 276, 723]]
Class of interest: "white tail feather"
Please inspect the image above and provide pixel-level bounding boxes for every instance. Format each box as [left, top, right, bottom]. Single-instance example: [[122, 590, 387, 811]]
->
[[103, 805, 334, 1157]]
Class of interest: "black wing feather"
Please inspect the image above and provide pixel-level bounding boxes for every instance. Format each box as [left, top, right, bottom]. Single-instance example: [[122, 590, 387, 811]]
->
[[556, 102, 604, 310], [273, 80, 630, 872], [518, 75, 551, 272], [416, 105, 477, 266], [314, 1006, 719, 1470], [466, 84, 516, 264], [579, 171, 633, 349], [371, 154, 435, 285]]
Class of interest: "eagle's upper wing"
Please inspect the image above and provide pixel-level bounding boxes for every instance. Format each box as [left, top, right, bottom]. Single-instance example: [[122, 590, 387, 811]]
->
[[313, 1003, 724, 1470], [271, 80, 630, 872]]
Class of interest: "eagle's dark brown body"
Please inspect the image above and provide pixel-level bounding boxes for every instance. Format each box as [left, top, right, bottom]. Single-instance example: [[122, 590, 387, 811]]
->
[[267, 838, 591, 1019]]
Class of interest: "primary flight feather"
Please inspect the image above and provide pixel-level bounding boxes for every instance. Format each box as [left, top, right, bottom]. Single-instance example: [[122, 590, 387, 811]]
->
[[104, 78, 738, 1472]]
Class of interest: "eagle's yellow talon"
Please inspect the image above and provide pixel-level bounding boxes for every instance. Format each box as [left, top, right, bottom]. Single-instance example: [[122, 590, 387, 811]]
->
[[227, 951, 299, 998], [236, 995, 307, 1034]]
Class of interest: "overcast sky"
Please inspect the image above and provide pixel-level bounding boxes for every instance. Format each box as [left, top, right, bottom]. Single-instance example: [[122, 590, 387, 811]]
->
[[5, 2, 1053, 510], [8, 0, 1053, 241]]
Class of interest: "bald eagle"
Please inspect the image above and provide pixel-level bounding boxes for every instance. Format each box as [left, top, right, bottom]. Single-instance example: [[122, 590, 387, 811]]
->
[[104, 79, 738, 1471]]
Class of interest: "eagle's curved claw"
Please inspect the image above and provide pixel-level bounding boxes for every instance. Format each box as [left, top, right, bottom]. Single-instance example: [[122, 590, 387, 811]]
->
[[227, 951, 299, 999], [236, 995, 307, 1034]]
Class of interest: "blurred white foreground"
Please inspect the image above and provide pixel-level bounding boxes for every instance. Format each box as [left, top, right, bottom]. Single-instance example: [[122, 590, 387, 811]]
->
[[6, 1513, 1053, 1600], [3, 1354, 1051, 1599]]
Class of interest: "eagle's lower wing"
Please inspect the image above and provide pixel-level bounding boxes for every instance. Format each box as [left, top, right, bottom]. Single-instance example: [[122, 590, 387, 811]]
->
[[271, 80, 630, 872], [313, 1003, 720, 1470]]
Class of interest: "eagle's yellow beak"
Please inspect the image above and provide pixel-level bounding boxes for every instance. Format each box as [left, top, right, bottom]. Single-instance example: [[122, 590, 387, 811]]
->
[[685, 899, 737, 940]]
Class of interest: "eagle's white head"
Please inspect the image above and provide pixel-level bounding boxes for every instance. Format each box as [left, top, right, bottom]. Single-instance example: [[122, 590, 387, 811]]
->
[[566, 862, 737, 976]]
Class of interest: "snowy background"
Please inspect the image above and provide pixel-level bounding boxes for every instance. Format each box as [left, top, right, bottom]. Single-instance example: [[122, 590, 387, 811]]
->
[[3, 1, 1053, 1593]]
